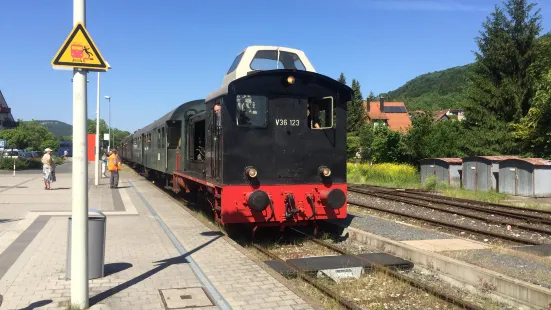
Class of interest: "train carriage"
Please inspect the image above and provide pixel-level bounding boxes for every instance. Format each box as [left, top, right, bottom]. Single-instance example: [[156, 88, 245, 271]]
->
[[121, 46, 352, 231]]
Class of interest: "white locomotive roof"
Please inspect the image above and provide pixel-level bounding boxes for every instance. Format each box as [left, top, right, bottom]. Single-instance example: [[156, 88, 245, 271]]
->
[[205, 46, 316, 102]]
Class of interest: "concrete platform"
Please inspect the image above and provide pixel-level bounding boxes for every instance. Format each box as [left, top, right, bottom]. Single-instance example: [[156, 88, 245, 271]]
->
[[0, 162, 317, 310]]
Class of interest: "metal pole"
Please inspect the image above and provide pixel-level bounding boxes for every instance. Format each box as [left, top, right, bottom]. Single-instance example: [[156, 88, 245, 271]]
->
[[95, 72, 100, 186], [108, 98, 111, 152], [71, 0, 89, 308]]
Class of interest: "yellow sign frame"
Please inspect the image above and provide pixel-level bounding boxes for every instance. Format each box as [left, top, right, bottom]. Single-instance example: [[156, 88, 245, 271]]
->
[[52, 22, 108, 71]]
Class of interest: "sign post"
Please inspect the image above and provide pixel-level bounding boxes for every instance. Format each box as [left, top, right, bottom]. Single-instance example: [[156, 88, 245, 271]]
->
[[95, 72, 101, 186], [51, 1, 109, 307]]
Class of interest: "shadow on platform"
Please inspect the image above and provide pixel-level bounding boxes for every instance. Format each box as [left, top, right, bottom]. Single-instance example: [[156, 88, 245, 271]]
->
[[104, 262, 133, 277], [90, 234, 222, 306]]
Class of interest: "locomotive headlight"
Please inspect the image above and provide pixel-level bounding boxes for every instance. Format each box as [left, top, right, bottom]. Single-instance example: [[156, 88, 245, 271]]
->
[[319, 166, 331, 177], [245, 166, 258, 178], [287, 76, 295, 85]]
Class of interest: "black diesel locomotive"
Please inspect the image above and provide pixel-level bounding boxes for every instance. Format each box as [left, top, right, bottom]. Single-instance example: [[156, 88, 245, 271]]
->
[[119, 46, 352, 231]]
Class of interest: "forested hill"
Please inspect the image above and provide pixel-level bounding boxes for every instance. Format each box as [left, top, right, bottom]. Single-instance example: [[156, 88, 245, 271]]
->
[[383, 64, 474, 112]]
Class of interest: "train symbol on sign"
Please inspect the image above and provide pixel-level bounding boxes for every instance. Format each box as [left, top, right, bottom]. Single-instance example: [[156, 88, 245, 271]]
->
[[71, 43, 94, 63], [0, 140, 6, 148]]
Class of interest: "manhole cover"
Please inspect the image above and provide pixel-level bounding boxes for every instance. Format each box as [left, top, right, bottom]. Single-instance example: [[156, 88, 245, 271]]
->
[[159, 287, 214, 309]]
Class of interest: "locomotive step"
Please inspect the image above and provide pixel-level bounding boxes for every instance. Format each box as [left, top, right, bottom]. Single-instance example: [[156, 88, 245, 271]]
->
[[265, 252, 414, 276]]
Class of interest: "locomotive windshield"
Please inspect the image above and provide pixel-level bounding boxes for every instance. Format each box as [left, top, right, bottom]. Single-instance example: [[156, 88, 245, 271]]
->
[[236, 95, 268, 127], [250, 50, 306, 71]]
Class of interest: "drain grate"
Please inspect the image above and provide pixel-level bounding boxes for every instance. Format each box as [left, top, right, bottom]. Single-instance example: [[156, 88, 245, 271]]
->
[[159, 287, 215, 309]]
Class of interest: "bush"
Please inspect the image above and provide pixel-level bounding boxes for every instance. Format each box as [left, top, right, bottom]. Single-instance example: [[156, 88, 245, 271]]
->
[[347, 162, 420, 187], [0, 157, 63, 170], [424, 175, 438, 191]]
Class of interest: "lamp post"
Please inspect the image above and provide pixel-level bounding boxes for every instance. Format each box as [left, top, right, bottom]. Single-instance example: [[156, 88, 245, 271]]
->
[[104, 95, 111, 152]]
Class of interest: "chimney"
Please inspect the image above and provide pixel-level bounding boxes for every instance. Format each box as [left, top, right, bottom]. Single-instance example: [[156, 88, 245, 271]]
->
[[379, 96, 385, 112]]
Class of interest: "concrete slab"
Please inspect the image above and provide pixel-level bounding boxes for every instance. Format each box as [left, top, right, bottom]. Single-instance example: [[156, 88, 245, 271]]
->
[[401, 238, 490, 252]]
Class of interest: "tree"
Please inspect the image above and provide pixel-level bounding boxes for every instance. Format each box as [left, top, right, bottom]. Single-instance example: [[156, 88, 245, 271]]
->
[[367, 91, 376, 102], [347, 79, 367, 134], [370, 125, 408, 163], [358, 124, 374, 162], [464, 0, 542, 154], [0, 120, 59, 151], [338, 73, 347, 85]]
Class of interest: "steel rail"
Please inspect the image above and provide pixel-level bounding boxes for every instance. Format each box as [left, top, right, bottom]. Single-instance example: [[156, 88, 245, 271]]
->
[[349, 187, 551, 236], [349, 184, 551, 215], [289, 228, 485, 310], [348, 198, 541, 245], [251, 244, 363, 310], [350, 186, 551, 224]]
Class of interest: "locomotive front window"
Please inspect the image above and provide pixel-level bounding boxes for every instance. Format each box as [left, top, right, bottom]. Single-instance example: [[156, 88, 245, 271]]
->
[[308, 97, 334, 129], [250, 50, 306, 71], [236, 95, 268, 128]]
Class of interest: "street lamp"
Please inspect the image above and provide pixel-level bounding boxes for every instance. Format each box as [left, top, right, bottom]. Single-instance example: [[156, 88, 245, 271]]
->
[[104, 95, 111, 152]]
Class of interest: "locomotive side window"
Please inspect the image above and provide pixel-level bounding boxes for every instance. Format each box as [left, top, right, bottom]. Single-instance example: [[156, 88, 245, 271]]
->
[[236, 95, 268, 128], [227, 52, 244, 74], [308, 97, 334, 129], [189, 119, 206, 161]]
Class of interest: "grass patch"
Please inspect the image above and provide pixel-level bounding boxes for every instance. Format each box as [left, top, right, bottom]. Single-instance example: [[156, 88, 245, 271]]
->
[[436, 185, 509, 204], [347, 162, 513, 204], [347, 163, 421, 188]]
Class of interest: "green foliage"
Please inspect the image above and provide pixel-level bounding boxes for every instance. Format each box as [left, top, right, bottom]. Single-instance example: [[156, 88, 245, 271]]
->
[[513, 69, 551, 156], [346, 135, 361, 161], [87, 118, 131, 149], [424, 175, 438, 191], [29, 120, 72, 138], [338, 73, 346, 85], [347, 79, 367, 134], [464, 0, 542, 155], [0, 120, 59, 151], [370, 125, 408, 163], [386, 64, 473, 100], [347, 162, 420, 188]]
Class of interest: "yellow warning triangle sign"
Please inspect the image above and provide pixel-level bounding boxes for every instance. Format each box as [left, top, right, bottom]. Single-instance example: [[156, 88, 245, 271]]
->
[[52, 22, 108, 71]]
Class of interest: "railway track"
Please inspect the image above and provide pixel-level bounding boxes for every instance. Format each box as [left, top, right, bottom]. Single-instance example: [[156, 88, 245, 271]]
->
[[348, 186, 551, 245], [254, 229, 484, 310], [137, 171, 488, 310]]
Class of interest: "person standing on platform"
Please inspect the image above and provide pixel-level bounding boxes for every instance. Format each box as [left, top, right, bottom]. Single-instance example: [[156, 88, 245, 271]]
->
[[41, 148, 55, 190], [107, 149, 121, 188], [101, 152, 108, 178]]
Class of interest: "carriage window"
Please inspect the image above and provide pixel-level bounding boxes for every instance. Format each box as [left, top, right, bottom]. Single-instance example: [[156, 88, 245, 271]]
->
[[308, 97, 334, 129], [236, 95, 267, 127], [157, 129, 161, 149], [227, 52, 244, 74], [161, 127, 165, 148], [250, 50, 305, 71]]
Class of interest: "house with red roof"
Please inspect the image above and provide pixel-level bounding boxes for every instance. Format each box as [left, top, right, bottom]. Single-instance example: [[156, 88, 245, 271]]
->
[[362, 98, 412, 132]]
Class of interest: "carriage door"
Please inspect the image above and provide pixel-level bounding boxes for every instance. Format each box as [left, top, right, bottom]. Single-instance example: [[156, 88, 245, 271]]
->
[[209, 100, 222, 180]]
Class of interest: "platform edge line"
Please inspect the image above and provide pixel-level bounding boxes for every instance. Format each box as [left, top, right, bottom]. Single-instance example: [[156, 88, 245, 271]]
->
[[128, 179, 231, 310]]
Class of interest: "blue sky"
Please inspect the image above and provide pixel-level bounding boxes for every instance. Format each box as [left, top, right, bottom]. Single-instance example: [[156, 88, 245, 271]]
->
[[1, 0, 551, 133]]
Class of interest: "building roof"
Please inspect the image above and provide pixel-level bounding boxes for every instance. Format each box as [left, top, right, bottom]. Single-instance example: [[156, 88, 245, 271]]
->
[[363, 101, 411, 132], [464, 155, 520, 162], [506, 158, 551, 166], [437, 158, 463, 164], [421, 158, 462, 165]]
